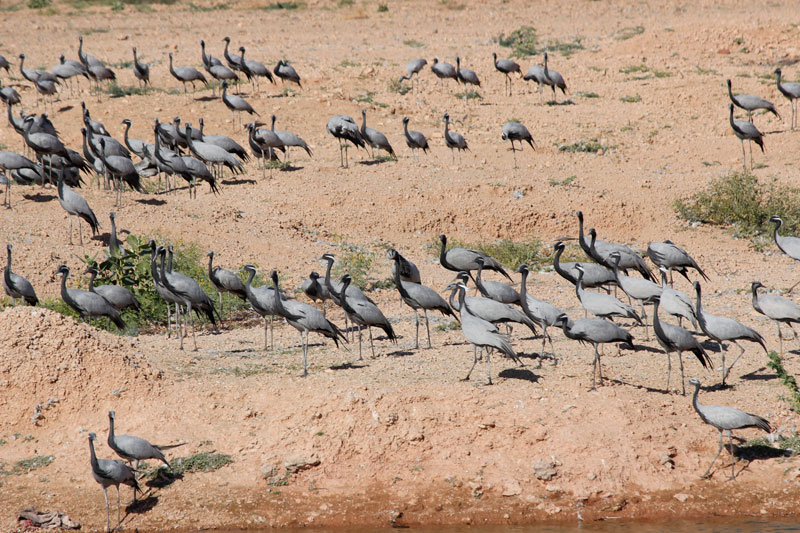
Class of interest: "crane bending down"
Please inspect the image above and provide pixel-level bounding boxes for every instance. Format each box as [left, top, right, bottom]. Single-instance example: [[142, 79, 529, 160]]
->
[[688, 377, 771, 480]]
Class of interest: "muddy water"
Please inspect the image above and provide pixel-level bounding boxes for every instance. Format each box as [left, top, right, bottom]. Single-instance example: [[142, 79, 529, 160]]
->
[[211, 521, 800, 532]]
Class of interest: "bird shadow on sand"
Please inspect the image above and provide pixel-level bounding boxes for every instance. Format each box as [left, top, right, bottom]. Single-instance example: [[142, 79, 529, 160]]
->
[[146, 469, 184, 489], [630, 343, 662, 354], [739, 367, 778, 382], [57, 105, 74, 113], [279, 164, 303, 172], [126, 495, 159, 515], [194, 96, 218, 102], [606, 377, 673, 395], [136, 198, 167, 206], [734, 443, 791, 463], [358, 159, 394, 166], [386, 349, 415, 357], [22, 192, 56, 203], [222, 178, 257, 186], [546, 99, 575, 106], [498, 367, 540, 383], [329, 361, 368, 371]]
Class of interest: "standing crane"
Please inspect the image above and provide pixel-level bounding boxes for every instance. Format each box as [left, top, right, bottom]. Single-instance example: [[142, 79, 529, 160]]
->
[[729, 103, 764, 171], [652, 295, 710, 395], [774, 68, 800, 130], [688, 377, 771, 480], [492, 52, 521, 96], [694, 281, 765, 386], [207, 250, 247, 317], [3, 243, 38, 305], [769, 215, 800, 293], [88, 432, 140, 533], [389, 248, 454, 349], [501, 121, 534, 168], [557, 313, 634, 389], [326, 114, 364, 168], [401, 116, 429, 162], [751, 280, 800, 355]]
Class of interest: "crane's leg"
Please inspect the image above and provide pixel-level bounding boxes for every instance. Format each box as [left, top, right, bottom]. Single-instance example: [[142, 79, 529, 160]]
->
[[702, 429, 725, 478], [344, 143, 349, 168], [424, 309, 432, 349], [103, 486, 110, 533], [677, 350, 686, 395], [368, 326, 375, 358], [462, 345, 478, 381], [666, 352, 672, 393], [451, 147, 454, 163], [263, 317, 268, 350], [728, 430, 737, 480], [357, 325, 363, 361], [778, 322, 784, 356], [548, 329, 557, 365], [486, 350, 492, 385], [414, 309, 420, 349], [78, 218, 84, 245], [190, 304, 197, 351], [724, 341, 747, 386], [270, 314, 274, 350], [720, 342, 728, 386], [590, 344, 599, 389], [116, 485, 121, 529], [68, 214, 74, 245], [740, 140, 746, 171], [749, 140, 754, 170], [178, 304, 184, 351], [301, 329, 309, 377], [218, 290, 223, 320]]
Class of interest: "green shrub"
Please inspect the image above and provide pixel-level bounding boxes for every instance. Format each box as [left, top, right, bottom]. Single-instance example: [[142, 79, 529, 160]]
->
[[498, 26, 538, 58], [558, 139, 612, 154], [27, 0, 50, 7], [615, 26, 644, 41], [674, 171, 800, 243], [767, 351, 800, 412]]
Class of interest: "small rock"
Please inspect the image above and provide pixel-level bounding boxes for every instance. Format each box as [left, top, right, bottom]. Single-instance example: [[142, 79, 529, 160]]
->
[[533, 458, 558, 481], [261, 463, 279, 479], [673, 493, 689, 503], [478, 421, 495, 430], [512, 189, 524, 199], [502, 478, 521, 496], [284, 456, 321, 474]]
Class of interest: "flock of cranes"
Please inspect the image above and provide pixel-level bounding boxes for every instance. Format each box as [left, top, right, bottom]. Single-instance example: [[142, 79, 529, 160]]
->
[[3, 28, 800, 526]]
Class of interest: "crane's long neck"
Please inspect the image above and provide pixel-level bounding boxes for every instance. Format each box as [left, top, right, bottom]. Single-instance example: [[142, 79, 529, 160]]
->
[[224, 40, 231, 60], [456, 285, 466, 312], [271, 115, 276, 132], [57, 174, 65, 200], [575, 272, 585, 301], [167, 249, 174, 273], [122, 122, 131, 148], [6, 247, 11, 270], [271, 275, 287, 314], [88, 437, 100, 471], [18, 56, 24, 74], [78, 38, 85, 63], [88, 270, 97, 292], [691, 382, 702, 414], [447, 286, 458, 312], [169, 54, 175, 74], [339, 278, 353, 313], [652, 298, 664, 337], [609, 257, 621, 280], [150, 246, 160, 283], [444, 117, 450, 136], [159, 252, 171, 290], [133, 48, 138, 63], [660, 269, 668, 288], [552, 247, 568, 279], [751, 286, 762, 313], [474, 262, 489, 297], [773, 220, 782, 247], [729, 105, 736, 127], [403, 120, 410, 137], [323, 258, 336, 295], [392, 256, 410, 299], [577, 214, 589, 253], [110, 218, 118, 244], [694, 284, 704, 315], [438, 239, 450, 269], [361, 112, 366, 132], [59, 270, 69, 300], [108, 415, 115, 440], [208, 254, 215, 281]]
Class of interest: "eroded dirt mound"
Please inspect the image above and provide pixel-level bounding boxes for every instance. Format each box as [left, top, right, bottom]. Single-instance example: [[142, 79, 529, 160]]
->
[[0, 307, 161, 429]]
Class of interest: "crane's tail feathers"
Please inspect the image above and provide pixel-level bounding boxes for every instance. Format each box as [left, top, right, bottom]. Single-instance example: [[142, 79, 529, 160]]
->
[[154, 442, 186, 451], [112, 315, 126, 330]]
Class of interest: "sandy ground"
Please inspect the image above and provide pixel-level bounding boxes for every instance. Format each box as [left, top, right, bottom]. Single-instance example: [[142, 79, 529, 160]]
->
[[3, 0, 800, 530]]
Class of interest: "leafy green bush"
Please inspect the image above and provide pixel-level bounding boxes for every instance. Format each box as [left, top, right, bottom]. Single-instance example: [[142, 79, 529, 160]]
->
[[45, 234, 253, 334], [498, 26, 538, 58], [27, 0, 51, 7], [674, 171, 800, 242], [558, 138, 613, 154], [767, 351, 800, 412]]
